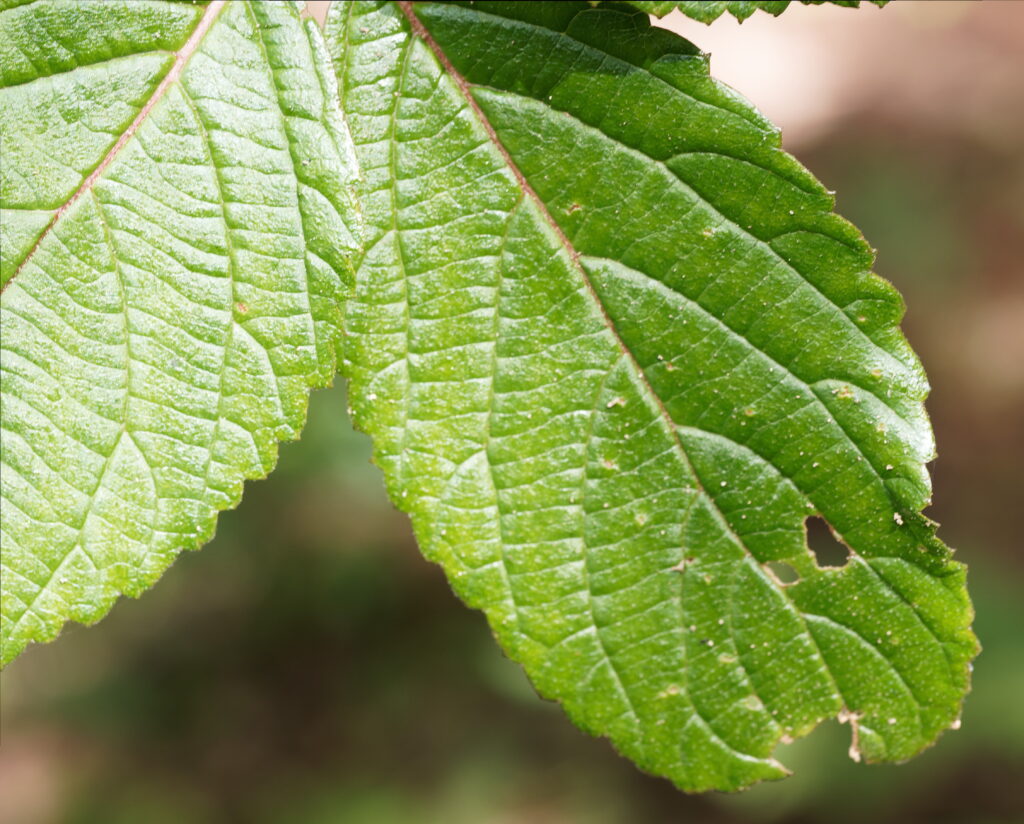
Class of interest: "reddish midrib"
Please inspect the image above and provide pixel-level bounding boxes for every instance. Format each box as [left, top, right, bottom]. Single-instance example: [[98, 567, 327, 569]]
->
[[1, 0, 228, 294]]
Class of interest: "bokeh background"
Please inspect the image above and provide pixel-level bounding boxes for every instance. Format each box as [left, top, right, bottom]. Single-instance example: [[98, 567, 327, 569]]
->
[[2, 2, 1022, 822]]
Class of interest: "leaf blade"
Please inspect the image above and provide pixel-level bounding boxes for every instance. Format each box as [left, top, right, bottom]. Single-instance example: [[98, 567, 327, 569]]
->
[[327, 0, 975, 791], [0, 0, 361, 665]]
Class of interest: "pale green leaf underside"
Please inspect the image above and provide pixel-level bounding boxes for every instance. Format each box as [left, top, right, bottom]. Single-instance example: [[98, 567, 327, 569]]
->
[[327, 0, 976, 792], [620, 0, 888, 24], [0, 0, 360, 665]]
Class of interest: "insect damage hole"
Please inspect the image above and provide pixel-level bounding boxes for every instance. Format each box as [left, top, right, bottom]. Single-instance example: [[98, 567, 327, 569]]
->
[[805, 516, 851, 568], [764, 561, 800, 585]]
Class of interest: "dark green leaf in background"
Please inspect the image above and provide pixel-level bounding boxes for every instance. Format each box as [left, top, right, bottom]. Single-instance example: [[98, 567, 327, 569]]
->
[[619, 0, 888, 24]]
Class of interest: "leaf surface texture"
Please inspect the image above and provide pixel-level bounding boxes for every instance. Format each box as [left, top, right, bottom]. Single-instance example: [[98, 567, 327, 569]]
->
[[326, 0, 975, 791], [0, 0, 360, 664]]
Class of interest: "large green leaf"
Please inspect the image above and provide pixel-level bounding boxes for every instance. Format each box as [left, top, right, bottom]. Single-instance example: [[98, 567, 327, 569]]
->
[[326, 0, 976, 792], [620, 0, 888, 23], [0, 0, 360, 665]]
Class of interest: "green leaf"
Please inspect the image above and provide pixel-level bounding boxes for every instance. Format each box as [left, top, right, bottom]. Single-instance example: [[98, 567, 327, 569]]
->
[[617, 0, 888, 24], [326, 0, 976, 792], [0, 0, 360, 665]]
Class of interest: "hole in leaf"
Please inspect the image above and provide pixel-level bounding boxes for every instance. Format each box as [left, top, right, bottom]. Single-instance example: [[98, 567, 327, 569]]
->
[[764, 561, 800, 585], [806, 516, 851, 568]]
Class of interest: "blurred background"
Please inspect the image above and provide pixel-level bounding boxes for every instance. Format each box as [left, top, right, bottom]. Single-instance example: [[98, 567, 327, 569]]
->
[[2, 2, 1022, 822]]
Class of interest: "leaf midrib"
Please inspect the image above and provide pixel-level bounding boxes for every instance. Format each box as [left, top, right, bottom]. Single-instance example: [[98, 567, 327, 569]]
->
[[1, 0, 228, 294], [394, 0, 960, 741], [395, 0, 852, 742], [396, 0, 783, 573], [409, 1, 949, 566]]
